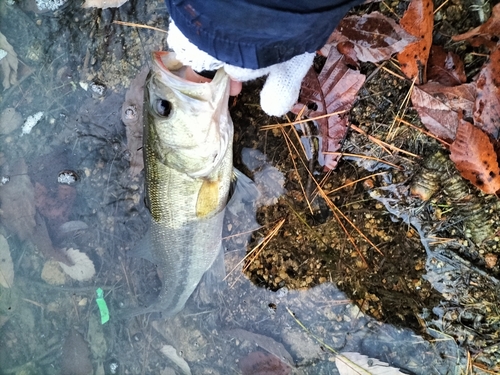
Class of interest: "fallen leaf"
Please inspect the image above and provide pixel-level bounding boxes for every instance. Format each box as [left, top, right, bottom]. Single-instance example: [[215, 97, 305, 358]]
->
[[474, 43, 500, 138], [335, 352, 406, 374], [41, 260, 67, 285], [33, 212, 73, 265], [292, 47, 365, 170], [35, 182, 77, 228], [0, 32, 18, 90], [397, 0, 434, 83], [325, 12, 417, 63], [452, 3, 500, 43], [227, 328, 294, 368], [0, 107, 23, 135], [0, 234, 14, 288], [122, 67, 148, 177], [60, 330, 93, 375], [411, 82, 476, 140], [0, 159, 36, 241], [159, 345, 192, 375], [58, 248, 95, 281], [239, 351, 291, 375], [427, 45, 466, 86], [449, 120, 500, 195]]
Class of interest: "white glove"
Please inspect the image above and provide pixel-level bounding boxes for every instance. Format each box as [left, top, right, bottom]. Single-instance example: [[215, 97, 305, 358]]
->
[[167, 22, 315, 117]]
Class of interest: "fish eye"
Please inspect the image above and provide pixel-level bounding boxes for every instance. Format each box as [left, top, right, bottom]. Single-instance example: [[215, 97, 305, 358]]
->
[[155, 99, 172, 117]]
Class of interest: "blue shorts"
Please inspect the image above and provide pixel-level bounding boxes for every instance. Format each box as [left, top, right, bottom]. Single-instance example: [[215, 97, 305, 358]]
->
[[165, 0, 365, 69]]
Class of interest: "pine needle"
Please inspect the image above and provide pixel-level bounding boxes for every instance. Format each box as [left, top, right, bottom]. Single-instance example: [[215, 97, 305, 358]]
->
[[224, 219, 285, 285], [395, 117, 451, 147], [113, 20, 167, 33], [324, 152, 402, 170], [325, 172, 387, 195], [260, 110, 348, 131], [387, 76, 416, 141], [350, 124, 420, 158]]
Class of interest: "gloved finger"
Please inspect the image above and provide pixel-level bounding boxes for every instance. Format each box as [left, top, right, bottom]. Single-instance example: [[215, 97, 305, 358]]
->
[[259, 53, 315, 116]]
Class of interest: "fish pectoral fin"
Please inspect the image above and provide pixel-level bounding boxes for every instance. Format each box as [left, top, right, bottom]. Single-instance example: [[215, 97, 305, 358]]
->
[[231, 168, 260, 203], [196, 179, 220, 218]]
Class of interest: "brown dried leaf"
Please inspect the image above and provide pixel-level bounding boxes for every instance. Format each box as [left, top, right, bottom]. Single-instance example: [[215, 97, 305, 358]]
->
[[450, 120, 500, 195], [239, 352, 291, 375], [60, 330, 93, 375], [427, 45, 466, 86], [452, 3, 500, 43], [411, 82, 476, 140], [122, 66, 148, 177], [474, 43, 500, 138], [0, 107, 23, 135], [293, 48, 365, 170], [33, 212, 72, 265], [0, 159, 36, 241], [397, 0, 434, 83], [0, 32, 18, 90], [227, 328, 294, 367], [324, 12, 417, 62], [35, 182, 77, 228]]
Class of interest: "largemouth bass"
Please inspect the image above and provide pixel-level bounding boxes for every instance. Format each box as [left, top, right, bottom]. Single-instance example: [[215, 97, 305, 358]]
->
[[126, 51, 233, 317]]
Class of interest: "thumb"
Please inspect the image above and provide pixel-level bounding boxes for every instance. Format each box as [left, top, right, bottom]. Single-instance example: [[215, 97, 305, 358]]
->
[[259, 53, 315, 116]]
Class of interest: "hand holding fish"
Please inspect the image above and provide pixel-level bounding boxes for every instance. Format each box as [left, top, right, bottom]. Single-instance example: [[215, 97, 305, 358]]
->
[[164, 0, 365, 116]]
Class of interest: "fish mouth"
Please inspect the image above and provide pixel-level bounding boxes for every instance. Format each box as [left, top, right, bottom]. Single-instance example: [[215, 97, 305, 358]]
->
[[148, 51, 232, 178]]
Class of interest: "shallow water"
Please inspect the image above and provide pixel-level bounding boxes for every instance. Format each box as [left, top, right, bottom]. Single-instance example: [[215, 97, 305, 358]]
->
[[0, 0, 489, 374]]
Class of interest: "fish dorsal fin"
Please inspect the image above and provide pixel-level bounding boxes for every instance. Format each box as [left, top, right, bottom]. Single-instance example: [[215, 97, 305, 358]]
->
[[196, 179, 220, 218]]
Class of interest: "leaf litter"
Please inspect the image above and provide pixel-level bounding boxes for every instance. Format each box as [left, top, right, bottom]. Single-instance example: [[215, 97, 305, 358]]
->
[[275, 0, 500, 370]]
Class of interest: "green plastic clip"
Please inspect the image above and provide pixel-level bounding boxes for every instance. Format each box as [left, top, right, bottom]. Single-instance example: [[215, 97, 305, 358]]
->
[[96, 288, 109, 324]]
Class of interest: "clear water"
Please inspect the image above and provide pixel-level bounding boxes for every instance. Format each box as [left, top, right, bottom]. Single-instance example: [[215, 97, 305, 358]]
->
[[0, 1, 469, 374]]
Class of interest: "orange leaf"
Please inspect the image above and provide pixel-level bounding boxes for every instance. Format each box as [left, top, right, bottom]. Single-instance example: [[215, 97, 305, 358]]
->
[[397, 0, 434, 83], [449, 120, 500, 195], [474, 43, 500, 138]]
